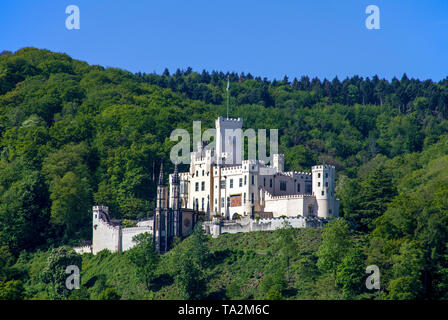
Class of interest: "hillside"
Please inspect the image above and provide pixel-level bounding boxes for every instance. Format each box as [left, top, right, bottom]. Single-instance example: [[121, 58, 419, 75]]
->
[[0, 48, 448, 300]]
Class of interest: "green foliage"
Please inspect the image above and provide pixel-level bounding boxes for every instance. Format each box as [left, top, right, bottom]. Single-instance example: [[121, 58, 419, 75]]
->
[[336, 248, 366, 299], [0, 280, 24, 300], [316, 218, 352, 275], [127, 233, 159, 292], [260, 270, 287, 300], [41, 246, 81, 299], [1, 48, 448, 300]]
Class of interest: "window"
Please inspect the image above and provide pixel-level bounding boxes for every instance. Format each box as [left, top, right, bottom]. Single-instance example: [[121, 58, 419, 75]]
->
[[264, 178, 266, 186], [251, 193, 254, 204], [325, 182, 328, 187], [325, 173, 328, 178], [202, 170, 205, 176], [251, 175, 254, 185], [201, 181, 205, 191], [221, 180, 226, 188], [318, 182, 321, 187], [244, 193, 246, 203], [321, 191, 324, 196], [305, 181, 312, 194], [230, 179, 233, 188], [318, 173, 321, 178], [196, 170, 198, 176], [215, 198, 217, 205], [201, 198, 204, 209], [221, 197, 224, 207], [244, 175, 247, 185], [297, 184, 301, 192], [280, 181, 287, 191], [195, 182, 199, 191], [270, 179, 273, 188], [239, 178, 243, 187]]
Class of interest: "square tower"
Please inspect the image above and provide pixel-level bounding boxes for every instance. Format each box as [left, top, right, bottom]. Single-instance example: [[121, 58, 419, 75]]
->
[[215, 117, 243, 165]]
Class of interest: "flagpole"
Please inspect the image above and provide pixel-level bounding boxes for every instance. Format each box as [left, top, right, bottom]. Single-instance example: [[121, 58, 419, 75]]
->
[[226, 75, 230, 119]]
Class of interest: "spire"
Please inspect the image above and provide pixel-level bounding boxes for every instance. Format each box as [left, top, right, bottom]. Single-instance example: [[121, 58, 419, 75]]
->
[[158, 162, 164, 186], [173, 163, 179, 184]]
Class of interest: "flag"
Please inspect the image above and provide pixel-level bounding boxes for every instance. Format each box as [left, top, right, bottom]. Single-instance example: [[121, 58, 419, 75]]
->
[[226, 76, 230, 91]]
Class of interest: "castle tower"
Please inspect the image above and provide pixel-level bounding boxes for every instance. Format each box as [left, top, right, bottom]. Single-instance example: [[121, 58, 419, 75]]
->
[[312, 164, 337, 218], [92, 205, 121, 254], [171, 164, 182, 238], [272, 154, 285, 173], [155, 163, 169, 253], [215, 116, 243, 165]]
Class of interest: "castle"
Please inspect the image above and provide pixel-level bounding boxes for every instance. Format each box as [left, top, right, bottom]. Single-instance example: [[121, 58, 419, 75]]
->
[[74, 116, 339, 255]]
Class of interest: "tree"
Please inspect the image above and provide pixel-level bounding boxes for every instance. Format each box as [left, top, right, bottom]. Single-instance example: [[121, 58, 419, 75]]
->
[[170, 224, 209, 299], [388, 241, 424, 300], [175, 256, 207, 300], [336, 248, 366, 299], [317, 219, 352, 278], [343, 165, 397, 232], [41, 246, 82, 299], [275, 221, 297, 283], [260, 269, 287, 300], [127, 233, 160, 292], [187, 222, 210, 269]]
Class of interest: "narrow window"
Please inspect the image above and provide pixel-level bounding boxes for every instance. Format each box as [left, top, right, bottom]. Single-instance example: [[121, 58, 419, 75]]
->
[[195, 182, 199, 191], [280, 181, 286, 191]]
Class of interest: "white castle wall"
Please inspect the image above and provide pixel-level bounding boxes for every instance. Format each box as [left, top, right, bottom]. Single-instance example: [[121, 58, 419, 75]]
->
[[203, 216, 324, 238], [92, 219, 121, 254], [91, 205, 153, 254], [121, 226, 153, 251]]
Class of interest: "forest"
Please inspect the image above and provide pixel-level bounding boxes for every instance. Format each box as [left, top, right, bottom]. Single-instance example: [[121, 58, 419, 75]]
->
[[0, 47, 447, 300]]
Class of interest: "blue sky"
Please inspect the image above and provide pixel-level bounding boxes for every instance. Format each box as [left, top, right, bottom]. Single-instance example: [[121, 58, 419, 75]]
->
[[1, 0, 447, 81]]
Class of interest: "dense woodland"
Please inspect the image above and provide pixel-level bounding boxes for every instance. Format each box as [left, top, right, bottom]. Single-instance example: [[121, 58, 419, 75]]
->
[[0, 48, 447, 300]]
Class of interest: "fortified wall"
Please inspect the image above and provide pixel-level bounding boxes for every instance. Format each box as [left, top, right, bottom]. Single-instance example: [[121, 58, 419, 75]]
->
[[203, 215, 326, 238], [74, 206, 153, 254]]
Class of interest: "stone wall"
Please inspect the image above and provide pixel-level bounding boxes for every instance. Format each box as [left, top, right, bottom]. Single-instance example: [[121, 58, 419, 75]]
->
[[92, 219, 121, 254], [121, 226, 153, 251], [203, 216, 324, 238]]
